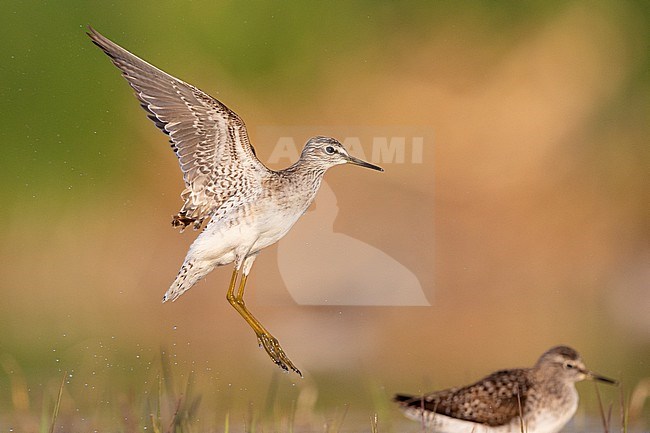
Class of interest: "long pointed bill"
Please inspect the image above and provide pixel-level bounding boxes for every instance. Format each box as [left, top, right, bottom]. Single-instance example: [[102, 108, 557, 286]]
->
[[346, 155, 384, 172], [584, 369, 618, 385]]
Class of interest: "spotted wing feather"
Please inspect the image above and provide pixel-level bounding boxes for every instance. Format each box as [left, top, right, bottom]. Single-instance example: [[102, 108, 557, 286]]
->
[[87, 26, 269, 229], [394, 368, 532, 427]]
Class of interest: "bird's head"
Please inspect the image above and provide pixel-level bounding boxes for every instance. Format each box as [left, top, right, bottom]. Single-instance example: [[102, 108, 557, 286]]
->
[[536, 345, 617, 385], [300, 136, 384, 172]]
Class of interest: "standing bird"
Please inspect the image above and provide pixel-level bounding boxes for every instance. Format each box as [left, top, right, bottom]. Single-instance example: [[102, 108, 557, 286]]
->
[[394, 346, 617, 433], [87, 27, 383, 376]]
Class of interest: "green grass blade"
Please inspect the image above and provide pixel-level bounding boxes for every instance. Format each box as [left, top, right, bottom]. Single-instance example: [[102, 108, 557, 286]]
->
[[48, 371, 66, 433]]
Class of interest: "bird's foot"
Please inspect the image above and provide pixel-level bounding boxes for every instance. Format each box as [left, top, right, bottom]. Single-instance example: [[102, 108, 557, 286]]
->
[[257, 332, 302, 377]]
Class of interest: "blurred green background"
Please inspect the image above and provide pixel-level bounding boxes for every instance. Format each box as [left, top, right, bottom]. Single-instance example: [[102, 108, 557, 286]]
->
[[1, 0, 649, 431]]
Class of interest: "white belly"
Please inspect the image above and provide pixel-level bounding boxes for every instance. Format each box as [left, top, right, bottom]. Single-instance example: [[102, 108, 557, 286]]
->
[[405, 411, 523, 433], [403, 389, 578, 433], [187, 196, 308, 266]]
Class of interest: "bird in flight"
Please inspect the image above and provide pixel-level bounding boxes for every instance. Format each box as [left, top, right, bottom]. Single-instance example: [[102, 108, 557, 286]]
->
[[87, 27, 383, 376]]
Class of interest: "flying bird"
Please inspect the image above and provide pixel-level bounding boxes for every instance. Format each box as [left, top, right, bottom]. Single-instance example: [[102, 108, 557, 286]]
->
[[87, 26, 383, 376]]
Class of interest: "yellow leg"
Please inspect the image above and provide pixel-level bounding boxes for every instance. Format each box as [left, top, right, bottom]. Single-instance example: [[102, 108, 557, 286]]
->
[[226, 269, 302, 376], [236, 273, 246, 303]]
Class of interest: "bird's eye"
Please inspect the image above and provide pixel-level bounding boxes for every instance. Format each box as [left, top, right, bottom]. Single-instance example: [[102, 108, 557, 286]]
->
[[325, 146, 335, 154], [565, 363, 575, 369]]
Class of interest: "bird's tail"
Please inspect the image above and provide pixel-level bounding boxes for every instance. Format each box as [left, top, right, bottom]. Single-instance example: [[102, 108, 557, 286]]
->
[[162, 260, 214, 303], [393, 394, 435, 424], [393, 394, 434, 412], [393, 394, 420, 406]]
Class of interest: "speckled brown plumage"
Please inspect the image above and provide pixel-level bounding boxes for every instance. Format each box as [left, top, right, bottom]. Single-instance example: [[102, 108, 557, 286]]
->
[[396, 368, 532, 426], [87, 26, 383, 375], [88, 26, 265, 231], [394, 346, 617, 433]]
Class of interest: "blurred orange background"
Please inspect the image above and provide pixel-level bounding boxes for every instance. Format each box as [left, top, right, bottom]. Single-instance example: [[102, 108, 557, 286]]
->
[[1, 1, 648, 431]]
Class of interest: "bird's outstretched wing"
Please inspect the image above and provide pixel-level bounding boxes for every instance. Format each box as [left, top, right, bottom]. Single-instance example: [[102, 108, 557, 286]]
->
[[87, 26, 269, 230], [394, 369, 531, 427]]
